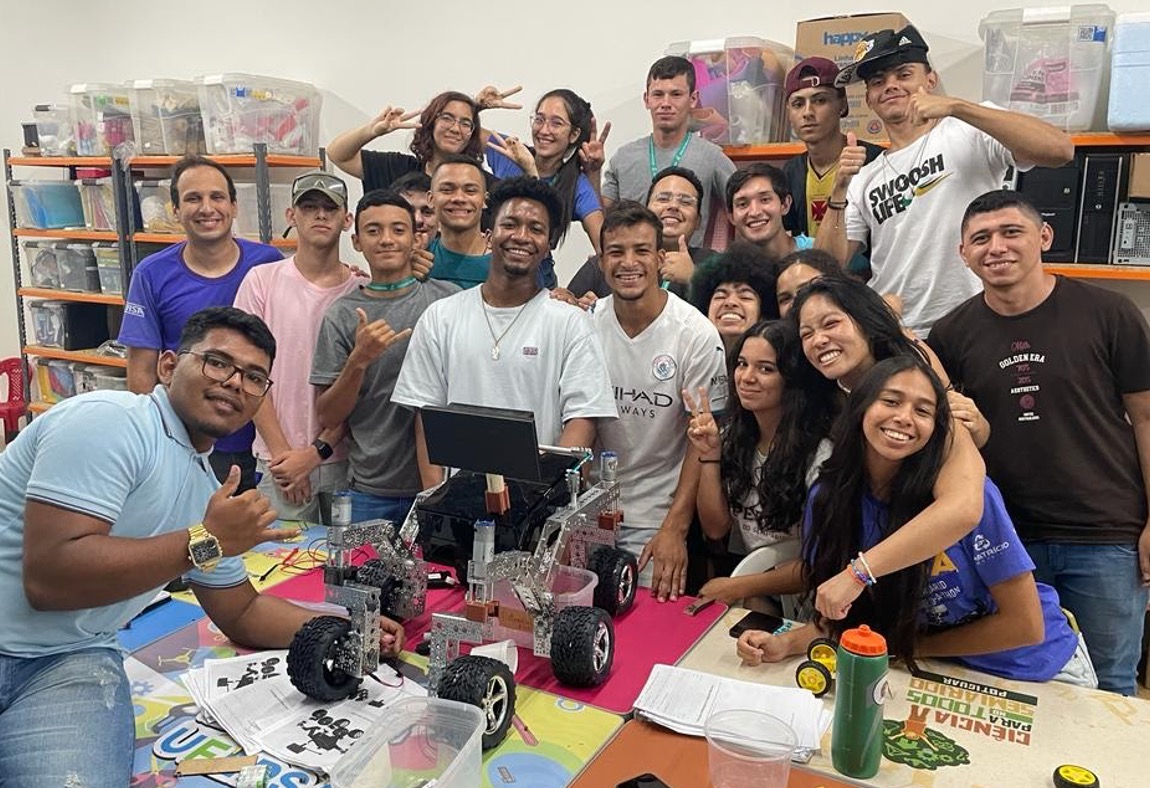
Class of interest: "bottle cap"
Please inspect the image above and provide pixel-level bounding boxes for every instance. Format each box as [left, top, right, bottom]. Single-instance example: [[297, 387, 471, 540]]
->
[[840, 624, 887, 656]]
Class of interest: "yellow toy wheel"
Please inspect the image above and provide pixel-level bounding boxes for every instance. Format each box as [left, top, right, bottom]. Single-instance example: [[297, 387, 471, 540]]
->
[[1053, 764, 1099, 787], [807, 637, 838, 671], [795, 659, 833, 697]]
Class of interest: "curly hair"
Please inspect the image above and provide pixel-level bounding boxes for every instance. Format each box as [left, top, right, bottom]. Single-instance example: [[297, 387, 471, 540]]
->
[[489, 176, 563, 237], [690, 241, 780, 320], [720, 320, 835, 535], [410, 91, 483, 165], [802, 356, 952, 668]]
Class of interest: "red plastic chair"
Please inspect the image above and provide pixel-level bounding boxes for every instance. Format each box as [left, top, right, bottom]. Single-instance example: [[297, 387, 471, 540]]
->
[[0, 357, 27, 436]]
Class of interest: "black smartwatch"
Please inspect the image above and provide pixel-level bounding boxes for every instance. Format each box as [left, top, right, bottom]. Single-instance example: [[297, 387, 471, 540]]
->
[[312, 438, 334, 461]]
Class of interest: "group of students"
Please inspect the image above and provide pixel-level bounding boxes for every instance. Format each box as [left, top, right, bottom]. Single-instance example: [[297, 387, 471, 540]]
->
[[2, 22, 1149, 786]]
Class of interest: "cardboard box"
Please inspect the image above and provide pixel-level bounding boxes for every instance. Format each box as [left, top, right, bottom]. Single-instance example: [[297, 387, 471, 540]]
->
[[795, 12, 910, 142], [1130, 153, 1150, 200]]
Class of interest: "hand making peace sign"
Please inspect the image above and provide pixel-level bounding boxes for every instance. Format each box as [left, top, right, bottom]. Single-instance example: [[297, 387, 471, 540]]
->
[[579, 115, 611, 175], [474, 84, 524, 111], [682, 386, 720, 460], [369, 106, 422, 138]]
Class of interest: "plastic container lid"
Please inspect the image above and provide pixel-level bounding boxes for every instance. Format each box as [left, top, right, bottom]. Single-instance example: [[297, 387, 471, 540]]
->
[[840, 625, 887, 656]]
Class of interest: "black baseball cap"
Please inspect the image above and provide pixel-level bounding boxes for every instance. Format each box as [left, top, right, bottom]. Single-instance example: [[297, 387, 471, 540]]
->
[[835, 24, 931, 87]]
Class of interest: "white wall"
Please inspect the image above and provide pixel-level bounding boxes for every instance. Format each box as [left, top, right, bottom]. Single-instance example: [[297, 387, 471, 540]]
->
[[2, 0, 1147, 359]]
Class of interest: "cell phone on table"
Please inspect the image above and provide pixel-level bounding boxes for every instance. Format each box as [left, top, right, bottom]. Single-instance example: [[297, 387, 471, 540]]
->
[[728, 610, 784, 639], [617, 773, 671, 788]]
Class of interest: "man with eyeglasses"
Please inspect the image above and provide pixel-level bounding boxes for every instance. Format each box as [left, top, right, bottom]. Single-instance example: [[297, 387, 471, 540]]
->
[[119, 155, 283, 492], [566, 166, 715, 303], [233, 171, 362, 525], [602, 56, 736, 247], [780, 57, 882, 279], [0, 306, 407, 785]]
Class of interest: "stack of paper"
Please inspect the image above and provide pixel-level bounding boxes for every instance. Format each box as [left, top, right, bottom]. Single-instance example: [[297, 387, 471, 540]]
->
[[182, 651, 426, 774], [632, 664, 832, 761]]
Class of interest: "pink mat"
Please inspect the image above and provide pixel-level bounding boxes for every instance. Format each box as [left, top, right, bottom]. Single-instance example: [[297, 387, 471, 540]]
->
[[267, 566, 726, 715]]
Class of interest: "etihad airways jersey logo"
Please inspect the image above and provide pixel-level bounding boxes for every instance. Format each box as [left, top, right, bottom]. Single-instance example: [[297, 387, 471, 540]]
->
[[868, 153, 951, 224]]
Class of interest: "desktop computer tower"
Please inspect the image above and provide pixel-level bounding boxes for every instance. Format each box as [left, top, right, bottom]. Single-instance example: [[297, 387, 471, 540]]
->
[[1075, 154, 1128, 263], [1016, 162, 1080, 261]]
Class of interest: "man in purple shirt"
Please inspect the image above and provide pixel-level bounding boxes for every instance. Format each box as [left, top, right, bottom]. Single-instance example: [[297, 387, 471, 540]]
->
[[119, 156, 282, 490]]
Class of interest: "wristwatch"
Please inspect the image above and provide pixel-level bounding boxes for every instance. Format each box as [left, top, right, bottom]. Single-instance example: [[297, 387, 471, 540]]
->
[[312, 438, 334, 461], [187, 523, 222, 573]]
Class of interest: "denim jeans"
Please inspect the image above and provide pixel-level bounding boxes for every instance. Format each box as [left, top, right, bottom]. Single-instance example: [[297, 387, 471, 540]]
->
[[256, 458, 349, 526], [1026, 542, 1149, 696], [348, 489, 415, 525], [0, 647, 133, 786]]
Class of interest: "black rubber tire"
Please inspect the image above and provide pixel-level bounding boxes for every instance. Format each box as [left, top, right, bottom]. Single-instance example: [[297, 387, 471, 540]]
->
[[550, 606, 614, 688], [437, 655, 516, 750], [287, 616, 362, 702], [355, 559, 402, 619], [589, 548, 638, 617]]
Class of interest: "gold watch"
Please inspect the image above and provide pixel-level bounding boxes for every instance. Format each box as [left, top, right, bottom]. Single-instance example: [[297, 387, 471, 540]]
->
[[187, 523, 222, 573]]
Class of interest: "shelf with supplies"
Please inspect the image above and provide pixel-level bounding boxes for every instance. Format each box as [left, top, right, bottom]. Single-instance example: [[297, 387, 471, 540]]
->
[[6, 142, 324, 416], [22, 346, 127, 368]]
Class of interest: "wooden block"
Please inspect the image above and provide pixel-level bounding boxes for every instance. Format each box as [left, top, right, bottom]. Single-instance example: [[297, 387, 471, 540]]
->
[[176, 755, 257, 776]]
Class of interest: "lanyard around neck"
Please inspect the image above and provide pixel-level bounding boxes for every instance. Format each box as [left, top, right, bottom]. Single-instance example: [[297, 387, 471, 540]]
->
[[649, 133, 692, 179]]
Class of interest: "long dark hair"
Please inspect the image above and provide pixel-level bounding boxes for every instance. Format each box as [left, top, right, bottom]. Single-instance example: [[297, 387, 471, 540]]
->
[[802, 356, 953, 667], [790, 277, 926, 377], [721, 321, 835, 534], [411, 91, 483, 165], [533, 89, 593, 247]]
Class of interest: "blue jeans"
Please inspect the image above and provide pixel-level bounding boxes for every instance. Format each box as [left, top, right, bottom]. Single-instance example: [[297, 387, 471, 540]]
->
[[348, 489, 415, 525], [0, 647, 133, 786], [1026, 542, 1149, 696]]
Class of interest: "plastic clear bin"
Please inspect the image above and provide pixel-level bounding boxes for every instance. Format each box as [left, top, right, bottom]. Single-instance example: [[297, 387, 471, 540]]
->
[[69, 83, 134, 156], [47, 360, 76, 400], [74, 363, 104, 394], [34, 104, 75, 156], [135, 179, 181, 233], [233, 182, 292, 239], [93, 243, 123, 295], [35, 359, 59, 404], [1108, 13, 1150, 131], [11, 181, 85, 229], [329, 698, 484, 788], [129, 79, 207, 155], [28, 300, 110, 350], [490, 565, 597, 648], [666, 37, 793, 145], [25, 240, 63, 289], [77, 178, 116, 231], [93, 368, 128, 391], [980, 4, 1116, 131], [58, 244, 100, 293], [196, 72, 322, 156]]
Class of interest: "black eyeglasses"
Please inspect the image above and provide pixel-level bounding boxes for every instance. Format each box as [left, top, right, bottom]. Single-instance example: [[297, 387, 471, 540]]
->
[[179, 350, 273, 397]]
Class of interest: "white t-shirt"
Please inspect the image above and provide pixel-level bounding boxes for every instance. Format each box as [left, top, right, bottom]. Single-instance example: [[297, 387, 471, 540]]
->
[[845, 106, 1028, 336], [392, 287, 617, 445], [728, 438, 831, 555], [593, 293, 726, 536]]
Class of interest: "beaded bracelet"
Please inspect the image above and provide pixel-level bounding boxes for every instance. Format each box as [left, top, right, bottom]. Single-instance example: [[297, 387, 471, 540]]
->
[[847, 561, 869, 587], [856, 551, 877, 585]]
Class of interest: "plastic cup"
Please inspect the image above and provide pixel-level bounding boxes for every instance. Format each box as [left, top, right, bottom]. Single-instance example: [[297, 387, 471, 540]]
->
[[704, 709, 797, 788], [471, 638, 519, 673]]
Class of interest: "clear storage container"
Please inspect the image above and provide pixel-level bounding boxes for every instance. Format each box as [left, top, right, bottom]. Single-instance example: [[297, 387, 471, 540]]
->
[[74, 363, 104, 394], [980, 4, 1116, 131], [196, 72, 322, 156], [1108, 12, 1150, 131], [47, 360, 76, 400], [93, 243, 123, 295], [58, 244, 100, 293], [329, 698, 484, 788], [93, 368, 128, 391], [233, 182, 292, 239], [28, 300, 110, 350], [129, 79, 207, 155], [665, 37, 793, 145], [135, 179, 180, 233], [77, 178, 117, 231], [69, 83, 134, 156], [11, 181, 85, 229], [35, 359, 59, 404], [34, 104, 75, 156], [490, 565, 597, 648], [24, 240, 63, 289]]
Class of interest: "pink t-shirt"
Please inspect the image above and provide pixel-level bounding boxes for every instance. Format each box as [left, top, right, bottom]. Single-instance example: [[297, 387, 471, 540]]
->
[[233, 256, 363, 461]]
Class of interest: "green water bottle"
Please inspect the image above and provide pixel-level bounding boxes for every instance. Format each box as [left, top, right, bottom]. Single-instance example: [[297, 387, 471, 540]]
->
[[831, 624, 890, 779]]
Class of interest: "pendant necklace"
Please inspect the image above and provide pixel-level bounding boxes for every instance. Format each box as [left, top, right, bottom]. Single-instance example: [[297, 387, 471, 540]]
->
[[481, 291, 531, 361], [880, 122, 937, 211]]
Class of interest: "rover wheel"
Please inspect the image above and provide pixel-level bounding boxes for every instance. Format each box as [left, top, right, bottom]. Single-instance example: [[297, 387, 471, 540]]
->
[[795, 659, 834, 698], [437, 655, 516, 750], [287, 616, 362, 701], [550, 606, 614, 688], [807, 637, 838, 671], [589, 548, 638, 616]]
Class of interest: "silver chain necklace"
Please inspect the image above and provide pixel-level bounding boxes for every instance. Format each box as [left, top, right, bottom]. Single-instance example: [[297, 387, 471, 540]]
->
[[480, 290, 531, 361]]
